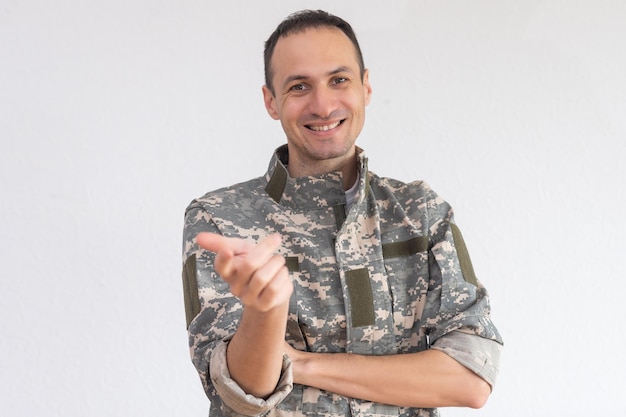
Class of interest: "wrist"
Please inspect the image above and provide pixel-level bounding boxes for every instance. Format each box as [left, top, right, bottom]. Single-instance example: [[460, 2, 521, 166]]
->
[[289, 349, 316, 386]]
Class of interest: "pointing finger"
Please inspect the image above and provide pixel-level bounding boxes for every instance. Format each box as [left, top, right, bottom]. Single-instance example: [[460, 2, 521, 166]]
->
[[196, 232, 253, 255]]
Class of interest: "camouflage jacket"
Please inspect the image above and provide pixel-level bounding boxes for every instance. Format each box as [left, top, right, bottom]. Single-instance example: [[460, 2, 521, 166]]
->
[[182, 145, 503, 417]]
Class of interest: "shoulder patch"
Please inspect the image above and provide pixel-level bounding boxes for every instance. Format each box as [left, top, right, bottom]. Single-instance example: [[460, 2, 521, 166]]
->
[[182, 254, 201, 328], [450, 223, 478, 286]]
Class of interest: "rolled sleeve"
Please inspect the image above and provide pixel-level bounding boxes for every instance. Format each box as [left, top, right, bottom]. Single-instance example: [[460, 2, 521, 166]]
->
[[209, 340, 294, 416], [431, 330, 502, 388]]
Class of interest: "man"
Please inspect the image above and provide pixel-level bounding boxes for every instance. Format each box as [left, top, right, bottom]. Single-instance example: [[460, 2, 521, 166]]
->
[[182, 9, 502, 417]]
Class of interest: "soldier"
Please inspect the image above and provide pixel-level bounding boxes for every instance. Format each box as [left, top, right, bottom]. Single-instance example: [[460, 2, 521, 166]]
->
[[182, 9, 503, 417]]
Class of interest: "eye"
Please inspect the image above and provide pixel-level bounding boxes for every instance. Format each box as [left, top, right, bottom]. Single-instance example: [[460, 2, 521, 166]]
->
[[289, 83, 307, 92], [332, 77, 348, 85]]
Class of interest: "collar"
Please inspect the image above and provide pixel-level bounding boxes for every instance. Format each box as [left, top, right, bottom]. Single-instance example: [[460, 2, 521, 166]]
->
[[264, 144, 369, 210]]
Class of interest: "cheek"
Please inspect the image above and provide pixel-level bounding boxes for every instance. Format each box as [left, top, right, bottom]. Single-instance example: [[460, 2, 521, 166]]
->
[[279, 108, 302, 133], [282, 102, 307, 124], [346, 91, 366, 111], [349, 99, 366, 118]]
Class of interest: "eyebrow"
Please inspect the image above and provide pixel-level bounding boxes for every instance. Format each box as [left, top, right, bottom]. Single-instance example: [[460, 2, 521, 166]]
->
[[281, 66, 354, 90]]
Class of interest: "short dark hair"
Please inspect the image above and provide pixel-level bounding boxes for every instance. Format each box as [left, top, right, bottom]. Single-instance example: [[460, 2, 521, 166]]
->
[[264, 10, 365, 95]]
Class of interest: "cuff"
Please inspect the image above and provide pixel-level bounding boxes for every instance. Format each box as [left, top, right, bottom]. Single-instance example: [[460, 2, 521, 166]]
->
[[209, 339, 294, 416], [431, 330, 502, 388]]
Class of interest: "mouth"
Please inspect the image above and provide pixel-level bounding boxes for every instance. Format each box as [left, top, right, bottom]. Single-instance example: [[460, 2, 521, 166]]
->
[[305, 120, 344, 132]]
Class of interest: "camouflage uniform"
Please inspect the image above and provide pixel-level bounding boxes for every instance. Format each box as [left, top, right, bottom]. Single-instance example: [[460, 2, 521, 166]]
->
[[182, 145, 503, 417]]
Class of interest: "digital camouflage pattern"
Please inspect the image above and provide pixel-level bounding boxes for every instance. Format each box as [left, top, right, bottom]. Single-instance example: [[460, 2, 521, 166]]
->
[[182, 145, 502, 417]]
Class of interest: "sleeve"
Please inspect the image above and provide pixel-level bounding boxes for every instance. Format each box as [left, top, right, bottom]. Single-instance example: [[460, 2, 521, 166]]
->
[[182, 200, 293, 416], [209, 340, 294, 415], [431, 330, 502, 388], [419, 186, 503, 382]]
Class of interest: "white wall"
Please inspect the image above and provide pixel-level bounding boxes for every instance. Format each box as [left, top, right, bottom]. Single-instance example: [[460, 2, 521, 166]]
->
[[1, 1, 625, 416]]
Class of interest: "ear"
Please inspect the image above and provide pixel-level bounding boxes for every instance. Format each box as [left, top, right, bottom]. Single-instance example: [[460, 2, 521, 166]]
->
[[362, 69, 372, 106], [262, 85, 280, 120]]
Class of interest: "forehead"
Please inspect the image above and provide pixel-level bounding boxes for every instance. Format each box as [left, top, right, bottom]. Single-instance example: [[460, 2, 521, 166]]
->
[[271, 27, 360, 78]]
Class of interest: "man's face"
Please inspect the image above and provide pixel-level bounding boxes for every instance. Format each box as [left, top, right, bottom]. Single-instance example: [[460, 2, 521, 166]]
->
[[263, 27, 372, 175]]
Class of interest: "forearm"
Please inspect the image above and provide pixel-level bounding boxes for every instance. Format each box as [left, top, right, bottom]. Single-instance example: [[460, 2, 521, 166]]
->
[[194, 232, 292, 399], [290, 348, 491, 409], [227, 302, 289, 398]]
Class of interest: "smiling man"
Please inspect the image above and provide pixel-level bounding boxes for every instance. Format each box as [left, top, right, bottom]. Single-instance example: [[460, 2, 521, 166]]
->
[[182, 10, 502, 417]]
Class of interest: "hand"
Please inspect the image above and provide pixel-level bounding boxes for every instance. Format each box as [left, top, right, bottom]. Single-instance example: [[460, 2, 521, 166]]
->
[[196, 232, 293, 312]]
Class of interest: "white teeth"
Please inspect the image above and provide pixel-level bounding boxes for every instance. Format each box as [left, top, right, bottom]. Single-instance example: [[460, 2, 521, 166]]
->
[[308, 121, 341, 131]]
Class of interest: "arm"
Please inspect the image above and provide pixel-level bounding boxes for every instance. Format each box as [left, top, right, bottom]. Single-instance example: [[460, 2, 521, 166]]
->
[[196, 232, 293, 398], [285, 342, 491, 409]]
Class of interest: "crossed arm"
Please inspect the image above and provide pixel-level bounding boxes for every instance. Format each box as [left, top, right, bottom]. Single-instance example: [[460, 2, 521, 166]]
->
[[196, 232, 492, 409]]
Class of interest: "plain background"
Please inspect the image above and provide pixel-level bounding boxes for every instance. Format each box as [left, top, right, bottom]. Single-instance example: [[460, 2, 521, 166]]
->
[[2, 1, 625, 416]]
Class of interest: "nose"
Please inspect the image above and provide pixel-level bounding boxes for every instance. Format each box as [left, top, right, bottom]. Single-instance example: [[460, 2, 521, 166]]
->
[[308, 85, 337, 119]]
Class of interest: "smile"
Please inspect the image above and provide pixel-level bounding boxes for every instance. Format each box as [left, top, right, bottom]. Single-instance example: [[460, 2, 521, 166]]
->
[[306, 120, 343, 131]]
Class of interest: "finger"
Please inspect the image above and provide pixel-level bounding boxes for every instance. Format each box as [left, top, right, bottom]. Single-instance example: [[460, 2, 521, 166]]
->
[[236, 233, 283, 278], [256, 265, 292, 311], [213, 249, 235, 280], [239, 254, 287, 304], [196, 232, 254, 255], [196, 232, 225, 252], [197, 232, 281, 256]]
